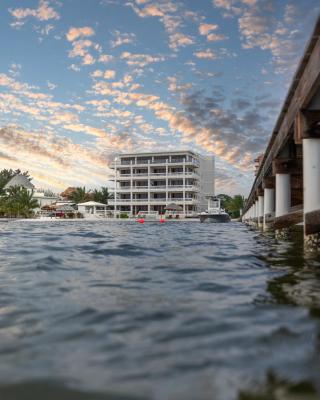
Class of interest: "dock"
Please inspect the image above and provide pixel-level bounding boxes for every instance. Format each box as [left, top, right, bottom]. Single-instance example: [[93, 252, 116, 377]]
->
[[242, 16, 320, 247]]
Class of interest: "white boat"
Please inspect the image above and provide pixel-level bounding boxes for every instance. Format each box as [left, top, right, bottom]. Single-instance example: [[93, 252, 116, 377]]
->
[[199, 196, 230, 223]]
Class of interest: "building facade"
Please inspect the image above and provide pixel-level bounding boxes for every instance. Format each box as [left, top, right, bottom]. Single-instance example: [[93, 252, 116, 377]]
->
[[109, 151, 214, 217]]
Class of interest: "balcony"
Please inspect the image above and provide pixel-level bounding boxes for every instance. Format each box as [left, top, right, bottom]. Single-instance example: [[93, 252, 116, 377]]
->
[[109, 198, 197, 205], [115, 172, 199, 180], [111, 159, 200, 168], [117, 185, 199, 192]]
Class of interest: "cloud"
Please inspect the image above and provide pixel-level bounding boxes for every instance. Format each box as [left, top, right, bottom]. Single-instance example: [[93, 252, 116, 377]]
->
[[104, 70, 116, 79], [199, 23, 218, 36], [207, 33, 228, 42], [66, 26, 95, 42], [120, 51, 166, 68], [194, 49, 217, 60], [99, 54, 114, 63], [212, 0, 307, 74], [169, 33, 195, 51], [110, 30, 136, 48], [199, 22, 228, 42], [0, 126, 113, 190], [9, 0, 60, 28], [125, 1, 195, 51]]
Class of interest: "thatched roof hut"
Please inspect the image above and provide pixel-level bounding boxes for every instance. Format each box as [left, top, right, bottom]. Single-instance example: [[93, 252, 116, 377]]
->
[[4, 174, 34, 190], [165, 203, 183, 211]]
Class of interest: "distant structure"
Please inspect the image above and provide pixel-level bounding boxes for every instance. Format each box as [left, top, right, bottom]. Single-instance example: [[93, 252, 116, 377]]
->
[[110, 151, 215, 217]]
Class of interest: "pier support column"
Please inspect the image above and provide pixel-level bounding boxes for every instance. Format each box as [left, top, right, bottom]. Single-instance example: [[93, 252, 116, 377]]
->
[[303, 138, 320, 247], [275, 173, 291, 217], [263, 188, 275, 230], [258, 195, 264, 228], [274, 173, 291, 239], [254, 200, 259, 227]]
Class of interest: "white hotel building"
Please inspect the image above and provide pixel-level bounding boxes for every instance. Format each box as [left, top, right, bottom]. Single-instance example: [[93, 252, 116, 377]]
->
[[109, 151, 215, 217]]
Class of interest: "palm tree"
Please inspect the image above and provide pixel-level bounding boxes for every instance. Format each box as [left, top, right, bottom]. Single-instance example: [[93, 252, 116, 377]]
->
[[70, 187, 87, 203], [17, 189, 39, 217], [3, 187, 39, 217], [92, 186, 112, 204]]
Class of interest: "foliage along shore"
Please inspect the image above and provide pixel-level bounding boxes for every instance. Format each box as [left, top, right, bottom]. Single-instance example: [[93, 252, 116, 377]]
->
[[0, 169, 112, 219]]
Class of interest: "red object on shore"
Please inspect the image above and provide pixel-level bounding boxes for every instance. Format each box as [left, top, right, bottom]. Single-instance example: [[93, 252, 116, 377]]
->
[[137, 218, 145, 224], [159, 219, 165, 223]]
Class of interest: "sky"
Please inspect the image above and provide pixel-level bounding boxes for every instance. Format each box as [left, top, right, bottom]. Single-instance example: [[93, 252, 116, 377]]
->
[[0, 0, 319, 195]]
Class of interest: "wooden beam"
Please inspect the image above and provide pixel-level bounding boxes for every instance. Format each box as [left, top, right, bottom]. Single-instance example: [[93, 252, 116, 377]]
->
[[262, 176, 275, 189], [274, 209, 303, 230], [305, 209, 320, 235], [291, 175, 303, 189], [256, 187, 264, 196], [294, 111, 307, 144], [272, 158, 302, 175]]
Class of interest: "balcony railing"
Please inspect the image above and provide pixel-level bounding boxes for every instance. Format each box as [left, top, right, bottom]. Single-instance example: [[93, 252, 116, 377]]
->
[[111, 159, 200, 167], [109, 198, 197, 203], [117, 172, 199, 178], [117, 185, 199, 191]]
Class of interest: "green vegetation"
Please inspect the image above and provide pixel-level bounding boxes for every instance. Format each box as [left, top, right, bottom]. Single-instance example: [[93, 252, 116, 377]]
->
[[217, 193, 245, 219], [119, 212, 129, 219], [65, 186, 113, 204], [92, 187, 113, 204], [0, 169, 38, 218], [0, 169, 30, 195], [0, 186, 39, 218], [70, 187, 87, 203]]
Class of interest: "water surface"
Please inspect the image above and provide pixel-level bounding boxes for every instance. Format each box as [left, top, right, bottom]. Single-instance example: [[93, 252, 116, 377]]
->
[[0, 220, 319, 400]]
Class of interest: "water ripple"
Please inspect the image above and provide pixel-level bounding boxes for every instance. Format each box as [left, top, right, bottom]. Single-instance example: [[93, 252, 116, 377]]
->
[[0, 221, 319, 399]]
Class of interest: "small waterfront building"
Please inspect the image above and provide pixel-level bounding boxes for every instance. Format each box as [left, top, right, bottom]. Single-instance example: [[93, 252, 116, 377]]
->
[[77, 201, 111, 217], [33, 191, 59, 209], [109, 151, 215, 217]]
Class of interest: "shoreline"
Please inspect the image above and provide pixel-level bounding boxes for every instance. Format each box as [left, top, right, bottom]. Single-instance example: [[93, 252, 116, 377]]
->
[[0, 217, 201, 223]]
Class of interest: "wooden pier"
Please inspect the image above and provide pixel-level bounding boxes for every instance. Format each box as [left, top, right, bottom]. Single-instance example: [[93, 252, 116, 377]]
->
[[242, 17, 320, 247]]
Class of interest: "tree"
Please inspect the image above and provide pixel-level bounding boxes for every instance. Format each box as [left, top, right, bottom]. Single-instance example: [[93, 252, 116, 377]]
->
[[216, 193, 232, 210], [92, 186, 112, 204], [0, 169, 31, 195], [70, 187, 88, 203], [225, 195, 245, 218], [2, 187, 39, 218]]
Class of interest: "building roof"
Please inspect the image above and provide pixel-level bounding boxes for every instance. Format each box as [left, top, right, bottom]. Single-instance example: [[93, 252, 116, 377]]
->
[[165, 203, 183, 211], [78, 201, 107, 207], [56, 205, 76, 212], [116, 150, 198, 158], [4, 174, 34, 190]]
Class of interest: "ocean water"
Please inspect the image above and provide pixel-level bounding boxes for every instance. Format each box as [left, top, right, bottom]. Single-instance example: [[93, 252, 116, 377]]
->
[[0, 220, 319, 400]]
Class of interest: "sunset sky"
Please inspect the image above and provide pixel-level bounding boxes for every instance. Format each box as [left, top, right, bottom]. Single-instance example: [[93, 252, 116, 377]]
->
[[0, 0, 319, 194]]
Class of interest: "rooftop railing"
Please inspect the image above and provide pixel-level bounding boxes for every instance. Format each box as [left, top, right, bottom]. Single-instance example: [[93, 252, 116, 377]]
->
[[109, 198, 197, 203], [117, 172, 199, 178], [117, 185, 199, 191], [112, 159, 200, 167]]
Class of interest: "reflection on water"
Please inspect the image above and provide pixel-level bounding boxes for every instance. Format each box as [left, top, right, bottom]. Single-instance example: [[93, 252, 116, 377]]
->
[[239, 371, 319, 400], [0, 220, 319, 400]]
